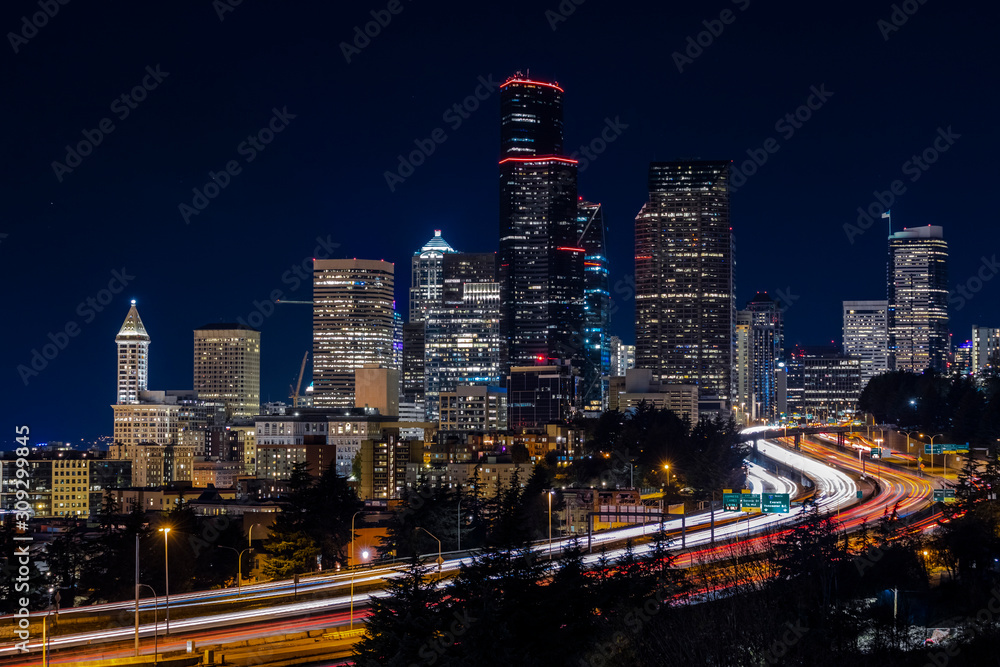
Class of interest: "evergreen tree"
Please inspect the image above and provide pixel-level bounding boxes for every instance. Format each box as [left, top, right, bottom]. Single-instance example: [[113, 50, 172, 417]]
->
[[261, 515, 319, 579], [353, 560, 444, 666]]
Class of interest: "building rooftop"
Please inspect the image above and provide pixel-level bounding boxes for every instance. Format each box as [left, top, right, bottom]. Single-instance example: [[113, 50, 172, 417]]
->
[[416, 229, 457, 257], [194, 323, 260, 332]]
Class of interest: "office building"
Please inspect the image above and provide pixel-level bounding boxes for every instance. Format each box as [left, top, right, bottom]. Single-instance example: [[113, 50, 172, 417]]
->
[[972, 326, 1000, 375], [580, 199, 610, 411], [739, 293, 783, 420], [424, 253, 502, 421], [402, 322, 426, 404], [735, 311, 752, 423], [507, 361, 578, 430], [132, 443, 195, 487], [409, 230, 457, 322], [888, 226, 949, 373], [193, 323, 261, 419], [439, 385, 508, 431], [635, 161, 734, 403], [111, 390, 225, 460], [785, 345, 861, 419], [498, 75, 584, 374], [953, 339, 972, 376], [842, 300, 889, 387], [393, 308, 404, 377], [606, 369, 698, 422], [312, 259, 395, 408], [254, 406, 389, 478], [0, 453, 131, 519], [609, 336, 635, 377], [116, 300, 150, 405]]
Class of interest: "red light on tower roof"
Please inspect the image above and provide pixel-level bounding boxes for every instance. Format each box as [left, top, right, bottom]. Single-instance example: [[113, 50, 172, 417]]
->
[[501, 78, 564, 93], [498, 156, 579, 165]]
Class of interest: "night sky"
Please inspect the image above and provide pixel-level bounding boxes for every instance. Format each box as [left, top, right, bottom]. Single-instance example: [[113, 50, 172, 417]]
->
[[2, 0, 997, 445]]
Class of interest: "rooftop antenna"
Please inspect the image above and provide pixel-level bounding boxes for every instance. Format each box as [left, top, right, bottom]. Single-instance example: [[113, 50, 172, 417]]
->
[[882, 210, 892, 236]]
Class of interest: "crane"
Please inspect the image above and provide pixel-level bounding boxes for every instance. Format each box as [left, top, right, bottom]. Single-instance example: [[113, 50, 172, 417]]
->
[[289, 352, 309, 407]]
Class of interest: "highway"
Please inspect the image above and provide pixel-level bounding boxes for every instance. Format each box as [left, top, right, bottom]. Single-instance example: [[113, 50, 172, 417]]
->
[[3, 432, 911, 665]]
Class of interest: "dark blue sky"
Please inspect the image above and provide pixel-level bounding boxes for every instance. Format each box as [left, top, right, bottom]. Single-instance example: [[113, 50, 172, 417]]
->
[[2, 0, 997, 445]]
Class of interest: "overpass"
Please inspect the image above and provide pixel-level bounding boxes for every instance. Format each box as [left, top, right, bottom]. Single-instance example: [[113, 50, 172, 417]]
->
[[739, 425, 873, 450]]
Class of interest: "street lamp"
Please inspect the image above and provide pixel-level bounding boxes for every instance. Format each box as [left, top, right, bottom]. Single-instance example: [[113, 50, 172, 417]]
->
[[219, 546, 252, 597], [350, 510, 362, 630], [456, 498, 463, 553], [157, 527, 171, 635], [415, 526, 443, 581], [137, 583, 158, 662], [546, 490, 555, 560]]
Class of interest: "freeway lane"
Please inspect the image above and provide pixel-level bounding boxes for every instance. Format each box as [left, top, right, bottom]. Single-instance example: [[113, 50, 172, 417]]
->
[[0, 437, 856, 662], [0, 460, 795, 630], [796, 435, 937, 530]]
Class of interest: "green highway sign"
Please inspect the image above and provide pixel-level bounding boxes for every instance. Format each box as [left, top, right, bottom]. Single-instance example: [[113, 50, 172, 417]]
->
[[924, 444, 943, 455], [723, 493, 742, 511], [856, 490, 863, 499], [933, 489, 956, 502], [871, 447, 881, 457], [941, 443, 969, 453], [762, 492, 790, 513], [741, 493, 761, 509]]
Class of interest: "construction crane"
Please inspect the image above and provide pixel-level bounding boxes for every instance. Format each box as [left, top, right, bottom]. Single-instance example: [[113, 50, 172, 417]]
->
[[289, 352, 309, 407]]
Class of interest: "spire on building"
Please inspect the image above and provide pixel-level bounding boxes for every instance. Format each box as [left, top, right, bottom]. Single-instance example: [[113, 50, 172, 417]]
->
[[116, 299, 150, 341], [417, 229, 457, 257]]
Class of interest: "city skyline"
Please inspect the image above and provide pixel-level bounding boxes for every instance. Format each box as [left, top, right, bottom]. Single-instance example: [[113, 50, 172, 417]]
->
[[3, 2, 995, 444]]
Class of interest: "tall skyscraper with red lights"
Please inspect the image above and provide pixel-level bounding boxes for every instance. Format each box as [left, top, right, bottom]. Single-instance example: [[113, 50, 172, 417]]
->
[[498, 75, 584, 379]]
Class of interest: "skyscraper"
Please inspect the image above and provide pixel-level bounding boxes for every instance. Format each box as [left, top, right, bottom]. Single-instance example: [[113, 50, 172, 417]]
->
[[579, 199, 610, 411], [393, 307, 404, 374], [409, 230, 457, 322], [193, 323, 261, 419], [785, 345, 861, 419], [312, 259, 395, 408], [635, 161, 734, 403], [424, 253, 502, 421], [842, 300, 889, 387], [735, 310, 752, 422], [498, 75, 583, 375], [401, 322, 425, 404], [888, 226, 949, 373], [116, 300, 150, 405], [745, 293, 782, 419]]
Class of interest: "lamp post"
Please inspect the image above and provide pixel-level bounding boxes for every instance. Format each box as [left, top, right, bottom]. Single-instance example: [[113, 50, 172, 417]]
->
[[134, 535, 140, 657], [415, 527, 442, 581], [137, 583, 158, 662], [157, 528, 170, 635], [219, 546, 252, 597], [457, 498, 462, 553], [547, 490, 555, 560], [350, 511, 362, 630]]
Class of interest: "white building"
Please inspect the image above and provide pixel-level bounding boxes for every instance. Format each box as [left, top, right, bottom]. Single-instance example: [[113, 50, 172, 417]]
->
[[843, 300, 890, 387], [116, 300, 150, 405]]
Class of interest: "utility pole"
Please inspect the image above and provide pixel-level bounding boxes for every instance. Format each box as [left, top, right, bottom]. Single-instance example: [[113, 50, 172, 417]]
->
[[134, 535, 140, 657]]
